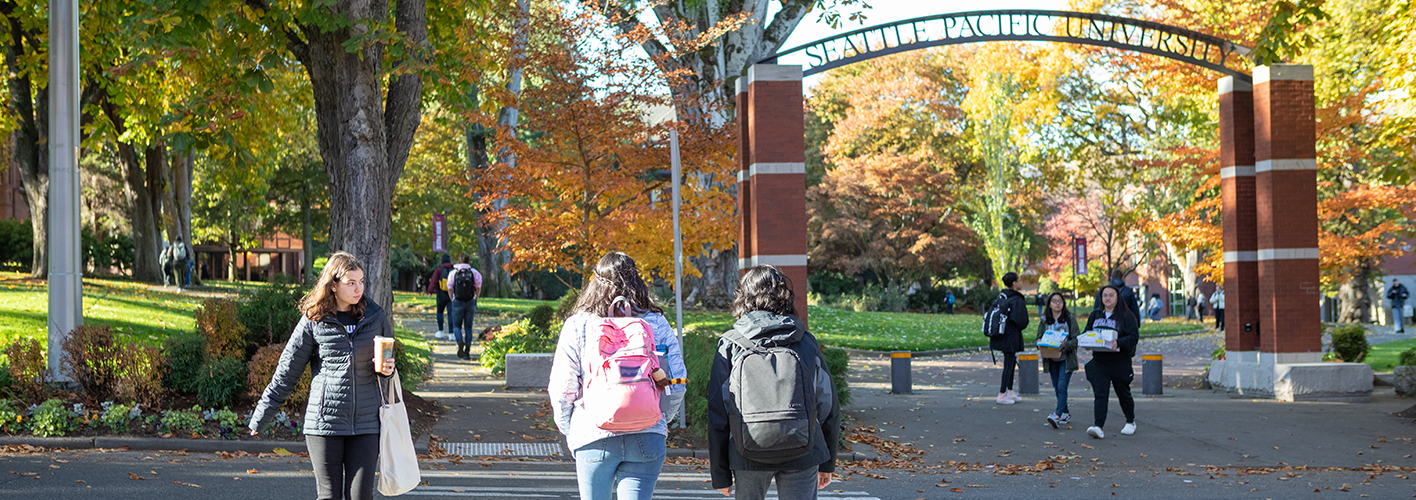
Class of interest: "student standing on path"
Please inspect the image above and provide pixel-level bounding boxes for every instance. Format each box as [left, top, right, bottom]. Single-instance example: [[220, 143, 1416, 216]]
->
[[1195, 287, 1207, 323], [548, 252, 686, 500], [992, 272, 1030, 405], [425, 254, 455, 339], [1211, 287, 1226, 331], [1036, 292, 1079, 428], [1147, 293, 1163, 322], [446, 254, 482, 360], [1387, 280, 1409, 334], [248, 251, 398, 500], [708, 265, 839, 500], [1083, 285, 1140, 439]]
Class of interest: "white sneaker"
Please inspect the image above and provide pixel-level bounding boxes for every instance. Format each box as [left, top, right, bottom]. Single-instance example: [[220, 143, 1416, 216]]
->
[[1007, 390, 1022, 402], [435, 330, 444, 339], [1087, 426, 1105, 439], [995, 393, 1015, 405], [1121, 422, 1136, 435]]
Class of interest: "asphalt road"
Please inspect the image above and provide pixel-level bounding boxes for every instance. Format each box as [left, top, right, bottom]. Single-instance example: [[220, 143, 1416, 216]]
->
[[5, 449, 1415, 499]]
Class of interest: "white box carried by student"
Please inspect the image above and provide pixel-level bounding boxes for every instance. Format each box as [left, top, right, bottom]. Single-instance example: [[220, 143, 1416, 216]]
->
[[1079, 329, 1118, 352]]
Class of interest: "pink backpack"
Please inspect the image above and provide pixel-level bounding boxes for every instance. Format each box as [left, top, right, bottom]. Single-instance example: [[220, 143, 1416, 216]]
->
[[583, 298, 662, 431]]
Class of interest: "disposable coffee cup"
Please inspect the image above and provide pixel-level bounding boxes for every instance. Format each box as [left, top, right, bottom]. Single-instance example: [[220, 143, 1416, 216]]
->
[[374, 337, 395, 370]]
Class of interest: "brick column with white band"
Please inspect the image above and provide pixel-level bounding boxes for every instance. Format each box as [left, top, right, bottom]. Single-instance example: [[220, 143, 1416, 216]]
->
[[1253, 64, 1321, 358], [738, 64, 809, 323], [1218, 76, 1260, 353]]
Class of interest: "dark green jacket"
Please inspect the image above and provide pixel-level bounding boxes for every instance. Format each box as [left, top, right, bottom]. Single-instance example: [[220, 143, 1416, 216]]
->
[[1034, 313, 1081, 372], [248, 299, 394, 436]]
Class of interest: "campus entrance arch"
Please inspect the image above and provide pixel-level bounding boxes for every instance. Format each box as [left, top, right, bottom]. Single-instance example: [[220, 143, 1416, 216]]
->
[[736, 11, 1366, 401]]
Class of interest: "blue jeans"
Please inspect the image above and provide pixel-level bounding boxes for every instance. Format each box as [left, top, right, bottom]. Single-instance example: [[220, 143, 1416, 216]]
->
[[448, 298, 476, 343], [572, 433, 666, 500], [1149, 307, 1161, 321], [1046, 359, 1071, 416]]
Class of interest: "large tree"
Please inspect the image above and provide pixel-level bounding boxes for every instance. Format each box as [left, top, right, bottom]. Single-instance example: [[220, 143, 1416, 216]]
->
[[241, 0, 430, 307]]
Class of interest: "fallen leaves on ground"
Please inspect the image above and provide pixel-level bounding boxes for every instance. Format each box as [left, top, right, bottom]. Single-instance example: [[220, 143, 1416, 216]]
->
[[128, 473, 145, 480], [171, 481, 201, 487]]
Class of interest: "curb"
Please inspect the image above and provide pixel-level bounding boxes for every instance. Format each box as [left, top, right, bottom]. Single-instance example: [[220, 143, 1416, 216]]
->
[[0, 435, 432, 455], [837, 328, 1213, 359], [664, 448, 877, 462]]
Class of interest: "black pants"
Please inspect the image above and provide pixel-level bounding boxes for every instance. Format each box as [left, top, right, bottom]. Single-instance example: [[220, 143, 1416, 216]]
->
[[305, 433, 380, 500], [1214, 308, 1225, 331], [1085, 359, 1135, 429], [435, 293, 450, 331], [999, 351, 1017, 393]]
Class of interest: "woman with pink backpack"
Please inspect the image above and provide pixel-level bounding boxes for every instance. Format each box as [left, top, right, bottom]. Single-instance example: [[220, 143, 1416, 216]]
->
[[549, 252, 687, 500]]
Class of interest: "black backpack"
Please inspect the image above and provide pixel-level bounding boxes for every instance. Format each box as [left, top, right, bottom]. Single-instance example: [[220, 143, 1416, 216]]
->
[[981, 293, 1010, 338], [722, 329, 818, 464], [450, 268, 477, 301]]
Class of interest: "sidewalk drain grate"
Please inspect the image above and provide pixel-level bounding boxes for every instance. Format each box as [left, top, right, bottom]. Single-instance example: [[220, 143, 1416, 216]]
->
[[441, 442, 563, 456]]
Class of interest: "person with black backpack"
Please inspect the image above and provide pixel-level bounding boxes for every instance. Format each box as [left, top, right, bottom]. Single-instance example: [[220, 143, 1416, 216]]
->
[[1082, 285, 1140, 439], [708, 265, 839, 500], [446, 254, 482, 360], [1387, 280, 1409, 334], [987, 272, 1031, 405]]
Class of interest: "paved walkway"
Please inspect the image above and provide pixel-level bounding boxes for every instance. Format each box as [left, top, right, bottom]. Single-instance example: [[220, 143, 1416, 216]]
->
[[394, 311, 1416, 469]]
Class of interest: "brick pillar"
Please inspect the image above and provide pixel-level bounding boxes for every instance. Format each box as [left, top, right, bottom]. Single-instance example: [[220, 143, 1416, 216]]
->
[[736, 64, 809, 323], [1253, 64, 1321, 360], [1218, 77, 1259, 353]]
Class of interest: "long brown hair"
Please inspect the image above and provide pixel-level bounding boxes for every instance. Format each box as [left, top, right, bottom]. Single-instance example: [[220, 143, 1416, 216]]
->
[[299, 251, 366, 321], [571, 252, 663, 317]]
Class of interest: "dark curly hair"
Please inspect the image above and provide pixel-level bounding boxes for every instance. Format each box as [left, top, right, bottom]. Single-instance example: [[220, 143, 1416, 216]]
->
[[732, 266, 796, 319], [571, 252, 663, 317]]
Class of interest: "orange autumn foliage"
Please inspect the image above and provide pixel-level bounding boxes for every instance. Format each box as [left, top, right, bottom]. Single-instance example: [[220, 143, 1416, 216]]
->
[[472, 6, 736, 280]]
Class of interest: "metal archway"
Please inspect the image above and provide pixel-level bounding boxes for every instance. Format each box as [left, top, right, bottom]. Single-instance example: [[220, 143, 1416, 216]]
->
[[762, 10, 1253, 81]]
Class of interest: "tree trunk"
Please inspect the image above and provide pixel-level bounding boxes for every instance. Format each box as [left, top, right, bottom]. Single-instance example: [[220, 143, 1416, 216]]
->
[[301, 179, 313, 284], [114, 142, 162, 282], [4, 9, 48, 278], [1338, 261, 1374, 323], [174, 154, 197, 285], [279, 0, 427, 309], [475, 0, 527, 298]]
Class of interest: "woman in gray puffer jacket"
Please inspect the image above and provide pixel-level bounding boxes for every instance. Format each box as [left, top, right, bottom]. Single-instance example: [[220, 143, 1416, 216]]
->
[[248, 251, 397, 500]]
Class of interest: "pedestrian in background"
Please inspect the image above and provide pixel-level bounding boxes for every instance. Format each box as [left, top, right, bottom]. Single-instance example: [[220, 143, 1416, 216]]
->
[[1083, 285, 1140, 439], [944, 292, 955, 314], [425, 254, 455, 339], [1387, 280, 1409, 334], [248, 251, 398, 500], [548, 252, 686, 500], [1036, 292, 1079, 429], [1147, 293, 1163, 322], [1211, 287, 1226, 331], [708, 265, 838, 500], [446, 254, 482, 360], [991, 272, 1030, 405], [1195, 287, 1207, 323]]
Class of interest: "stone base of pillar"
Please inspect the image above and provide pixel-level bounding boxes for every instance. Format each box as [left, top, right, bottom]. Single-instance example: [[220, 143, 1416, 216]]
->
[[1209, 351, 1372, 402]]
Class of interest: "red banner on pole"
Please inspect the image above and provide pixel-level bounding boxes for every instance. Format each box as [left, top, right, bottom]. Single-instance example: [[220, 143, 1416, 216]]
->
[[1074, 237, 1087, 275], [432, 214, 446, 253]]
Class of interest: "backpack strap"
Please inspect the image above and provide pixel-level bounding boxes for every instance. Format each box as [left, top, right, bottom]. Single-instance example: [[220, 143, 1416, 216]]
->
[[721, 329, 762, 353], [607, 296, 632, 318]]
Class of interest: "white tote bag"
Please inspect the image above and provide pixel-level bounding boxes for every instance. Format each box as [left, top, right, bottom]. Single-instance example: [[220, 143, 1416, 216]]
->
[[378, 372, 421, 496]]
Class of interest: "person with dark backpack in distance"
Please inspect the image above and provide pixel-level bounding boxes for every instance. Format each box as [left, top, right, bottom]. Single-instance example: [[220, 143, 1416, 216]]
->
[[446, 254, 482, 360], [988, 272, 1030, 405], [1083, 285, 1141, 439], [709, 265, 839, 500], [159, 241, 174, 287], [548, 252, 685, 500], [1387, 280, 1409, 334], [424, 254, 455, 339]]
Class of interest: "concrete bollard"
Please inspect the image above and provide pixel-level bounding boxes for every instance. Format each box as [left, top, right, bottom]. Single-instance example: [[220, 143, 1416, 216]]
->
[[1017, 352, 1039, 395], [1142, 353, 1163, 395], [890, 351, 912, 394]]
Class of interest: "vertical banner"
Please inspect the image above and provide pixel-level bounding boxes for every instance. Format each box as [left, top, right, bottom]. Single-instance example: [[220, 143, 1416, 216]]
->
[[1074, 237, 1087, 275], [432, 213, 447, 253]]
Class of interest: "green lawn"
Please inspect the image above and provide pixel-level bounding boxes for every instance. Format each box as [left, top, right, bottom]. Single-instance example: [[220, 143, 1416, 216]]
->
[[1366, 337, 1416, 372], [674, 305, 1206, 352], [389, 290, 555, 317], [0, 271, 203, 346]]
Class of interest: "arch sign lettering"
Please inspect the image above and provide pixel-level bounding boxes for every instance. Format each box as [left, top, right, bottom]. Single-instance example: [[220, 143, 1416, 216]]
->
[[764, 10, 1253, 81]]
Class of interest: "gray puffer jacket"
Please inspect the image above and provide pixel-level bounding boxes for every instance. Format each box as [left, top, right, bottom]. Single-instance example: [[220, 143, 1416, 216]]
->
[[248, 299, 393, 436]]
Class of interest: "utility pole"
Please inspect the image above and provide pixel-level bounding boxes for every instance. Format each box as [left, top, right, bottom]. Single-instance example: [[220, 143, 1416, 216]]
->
[[47, 0, 82, 381]]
